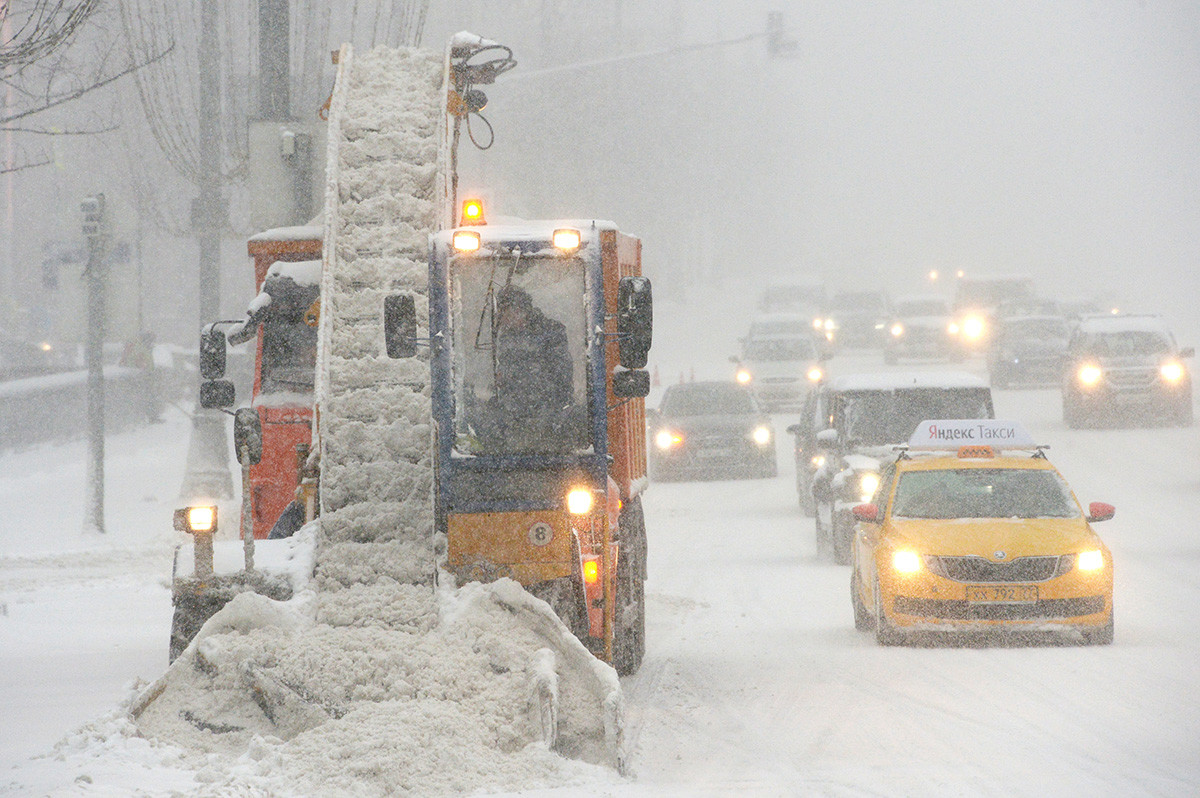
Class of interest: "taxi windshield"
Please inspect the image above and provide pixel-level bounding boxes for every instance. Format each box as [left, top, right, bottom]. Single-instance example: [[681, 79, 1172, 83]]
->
[[892, 467, 1078, 519]]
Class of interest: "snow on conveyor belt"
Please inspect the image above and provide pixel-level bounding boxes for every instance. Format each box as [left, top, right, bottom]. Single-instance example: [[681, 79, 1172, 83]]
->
[[129, 45, 622, 795]]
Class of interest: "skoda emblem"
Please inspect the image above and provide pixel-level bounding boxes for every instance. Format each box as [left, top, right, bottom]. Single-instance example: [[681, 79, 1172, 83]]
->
[[994, 550, 1008, 560], [528, 522, 553, 547]]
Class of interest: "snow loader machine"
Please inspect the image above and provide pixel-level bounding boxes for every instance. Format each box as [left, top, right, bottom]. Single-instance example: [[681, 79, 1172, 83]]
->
[[385, 204, 654, 674], [173, 36, 652, 679]]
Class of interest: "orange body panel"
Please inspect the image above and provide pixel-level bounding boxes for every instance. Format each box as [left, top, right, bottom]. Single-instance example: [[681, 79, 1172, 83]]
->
[[241, 234, 321, 539]]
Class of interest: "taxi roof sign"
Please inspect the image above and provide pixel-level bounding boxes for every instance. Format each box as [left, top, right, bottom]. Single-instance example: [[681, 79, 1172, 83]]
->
[[907, 419, 1037, 450]]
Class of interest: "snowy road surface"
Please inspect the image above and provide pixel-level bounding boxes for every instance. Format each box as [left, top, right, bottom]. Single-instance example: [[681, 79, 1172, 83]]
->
[[3, 351, 1199, 795]]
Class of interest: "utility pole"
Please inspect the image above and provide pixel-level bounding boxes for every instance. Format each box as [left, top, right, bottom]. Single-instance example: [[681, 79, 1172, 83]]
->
[[81, 194, 108, 533]]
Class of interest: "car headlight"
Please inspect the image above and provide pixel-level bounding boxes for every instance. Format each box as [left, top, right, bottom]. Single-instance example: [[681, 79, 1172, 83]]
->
[[1077, 364, 1103, 386], [961, 315, 986, 341], [806, 366, 824, 382], [892, 550, 922, 574], [1076, 549, 1105, 572], [1161, 361, 1186, 383], [735, 368, 752, 384], [655, 429, 683, 450], [858, 472, 880, 503], [752, 425, 772, 446], [890, 323, 904, 338], [947, 321, 960, 336], [813, 317, 824, 330], [566, 487, 594, 515]]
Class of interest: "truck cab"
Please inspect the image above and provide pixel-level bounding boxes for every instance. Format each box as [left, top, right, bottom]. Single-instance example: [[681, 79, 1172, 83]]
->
[[408, 215, 653, 674]]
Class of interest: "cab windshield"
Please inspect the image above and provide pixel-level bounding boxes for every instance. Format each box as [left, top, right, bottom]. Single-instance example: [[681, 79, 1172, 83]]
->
[[450, 253, 589, 455], [892, 467, 1077, 519]]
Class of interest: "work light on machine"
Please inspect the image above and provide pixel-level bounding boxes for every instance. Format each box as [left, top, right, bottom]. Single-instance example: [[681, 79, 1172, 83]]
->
[[552, 228, 581, 251], [460, 198, 486, 226], [452, 230, 481, 252], [173, 504, 217, 534], [567, 487, 594, 515]]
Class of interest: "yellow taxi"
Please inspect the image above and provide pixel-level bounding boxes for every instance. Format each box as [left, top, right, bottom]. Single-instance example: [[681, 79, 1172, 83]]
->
[[850, 419, 1114, 645]]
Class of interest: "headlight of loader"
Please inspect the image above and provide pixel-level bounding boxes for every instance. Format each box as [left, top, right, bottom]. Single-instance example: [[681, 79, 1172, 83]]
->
[[752, 425, 772, 446], [566, 488, 594, 515], [735, 368, 752, 385], [858, 472, 880, 503], [890, 323, 904, 338], [806, 366, 824, 382], [961, 315, 986, 341]]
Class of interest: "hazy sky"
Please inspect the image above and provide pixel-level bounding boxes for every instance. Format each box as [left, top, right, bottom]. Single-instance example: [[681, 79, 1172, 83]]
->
[[428, 0, 1200, 340]]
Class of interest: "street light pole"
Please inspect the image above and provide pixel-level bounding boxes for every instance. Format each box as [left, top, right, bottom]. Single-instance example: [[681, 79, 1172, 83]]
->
[[81, 193, 107, 533]]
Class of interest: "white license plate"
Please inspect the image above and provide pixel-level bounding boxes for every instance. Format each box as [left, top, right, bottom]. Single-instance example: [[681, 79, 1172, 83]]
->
[[966, 585, 1037, 604]]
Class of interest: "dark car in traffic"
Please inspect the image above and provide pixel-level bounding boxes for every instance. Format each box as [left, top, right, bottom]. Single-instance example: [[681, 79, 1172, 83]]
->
[[987, 314, 1071, 388], [650, 381, 777, 480]]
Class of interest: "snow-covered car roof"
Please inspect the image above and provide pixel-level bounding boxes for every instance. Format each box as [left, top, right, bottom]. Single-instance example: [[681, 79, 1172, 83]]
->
[[1076, 314, 1171, 335], [825, 371, 988, 392]]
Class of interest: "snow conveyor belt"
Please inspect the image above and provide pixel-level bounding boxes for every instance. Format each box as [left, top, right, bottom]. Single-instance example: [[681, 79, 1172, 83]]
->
[[128, 43, 623, 794]]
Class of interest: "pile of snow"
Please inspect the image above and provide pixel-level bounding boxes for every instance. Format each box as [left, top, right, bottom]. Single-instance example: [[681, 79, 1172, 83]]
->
[[130, 577, 620, 795]]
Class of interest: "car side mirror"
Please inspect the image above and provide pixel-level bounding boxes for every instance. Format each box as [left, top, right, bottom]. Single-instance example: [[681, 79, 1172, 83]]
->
[[233, 407, 263, 466], [852, 503, 881, 523], [617, 276, 653, 369], [199, 327, 227, 379], [1179, 347, 1194, 359], [612, 368, 650, 399], [1086, 502, 1115, 523], [384, 294, 417, 359], [199, 379, 235, 409]]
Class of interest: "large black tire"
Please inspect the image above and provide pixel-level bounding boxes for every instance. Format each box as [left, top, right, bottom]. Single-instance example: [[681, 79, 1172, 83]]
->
[[169, 589, 229, 663], [851, 567, 873, 631], [613, 499, 647, 676], [531, 578, 588, 641]]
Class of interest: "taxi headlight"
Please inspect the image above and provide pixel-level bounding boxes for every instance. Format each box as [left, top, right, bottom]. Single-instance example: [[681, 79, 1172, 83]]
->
[[1160, 361, 1185, 383], [858, 472, 880, 503], [655, 429, 683, 450], [1077, 364, 1103, 386], [735, 368, 752, 384], [752, 425, 772, 446], [806, 366, 823, 382], [566, 488, 594, 515], [1076, 550, 1105, 572], [892, 550, 922, 574], [890, 323, 904, 338]]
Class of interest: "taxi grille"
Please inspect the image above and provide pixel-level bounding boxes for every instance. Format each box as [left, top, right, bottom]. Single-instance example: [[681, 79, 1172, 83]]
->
[[893, 595, 1106, 620], [927, 555, 1064, 583]]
